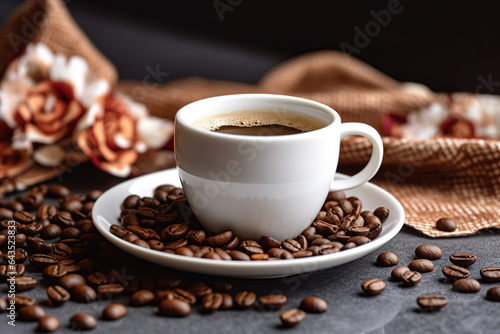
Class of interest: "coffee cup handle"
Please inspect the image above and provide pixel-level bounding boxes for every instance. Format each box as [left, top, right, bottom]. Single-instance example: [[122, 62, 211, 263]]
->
[[330, 122, 384, 191]]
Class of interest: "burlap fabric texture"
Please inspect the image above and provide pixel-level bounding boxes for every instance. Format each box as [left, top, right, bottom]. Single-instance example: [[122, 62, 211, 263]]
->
[[2, 0, 500, 237]]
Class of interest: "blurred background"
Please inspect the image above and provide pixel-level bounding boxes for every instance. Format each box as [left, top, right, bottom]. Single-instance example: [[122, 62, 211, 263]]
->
[[1, 0, 499, 93]]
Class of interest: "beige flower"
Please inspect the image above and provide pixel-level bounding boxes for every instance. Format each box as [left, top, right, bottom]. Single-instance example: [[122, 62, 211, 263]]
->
[[77, 95, 173, 177]]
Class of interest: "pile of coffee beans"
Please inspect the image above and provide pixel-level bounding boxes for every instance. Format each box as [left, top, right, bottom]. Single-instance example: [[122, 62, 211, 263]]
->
[[112, 185, 389, 261], [360, 244, 500, 310], [0, 183, 334, 331]]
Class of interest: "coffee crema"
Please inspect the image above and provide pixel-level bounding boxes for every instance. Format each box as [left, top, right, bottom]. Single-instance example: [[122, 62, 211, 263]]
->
[[192, 109, 328, 136]]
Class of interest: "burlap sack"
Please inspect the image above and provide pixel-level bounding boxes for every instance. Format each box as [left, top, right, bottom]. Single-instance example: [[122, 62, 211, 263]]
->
[[0, 0, 117, 84], [2, 0, 499, 237]]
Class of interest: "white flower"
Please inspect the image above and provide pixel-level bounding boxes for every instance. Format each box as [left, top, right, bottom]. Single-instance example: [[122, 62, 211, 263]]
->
[[400, 102, 450, 140]]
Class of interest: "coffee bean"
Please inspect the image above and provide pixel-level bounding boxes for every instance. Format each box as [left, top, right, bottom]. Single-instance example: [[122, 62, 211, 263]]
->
[[202, 292, 223, 311], [442, 265, 470, 283], [41, 224, 62, 239], [267, 248, 294, 259], [130, 289, 155, 306], [3, 200, 23, 212], [292, 250, 313, 258], [453, 278, 481, 293], [59, 273, 86, 290], [14, 210, 34, 224], [87, 272, 108, 287], [376, 251, 399, 266], [228, 250, 251, 261], [159, 299, 191, 317], [7, 295, 35, 308], [72, 284, 97, 302], [102, 303, 127, 320], [259, 294, 287, 310], [234, 291, 256, 309], [415, 244, 443, 260], [220, 293, 233, 310], [361, 278, 385, 295], [373, 207, 389, 222], [0, 263, 25, 280], [70, 313, 97, 330], [391, 266, 410, 281], [47, 285, 70, 305], [316, 220, 338, 236], [401, 271, 422, 286], [240, 240, 264, 255], [172, 288, 196, 304], [183, 230, 204, 245], [163, 239, 188, 250], [37, 316, 60, 333], [122, 195, 141, 209], [0, 207, 13, 219], [0, 298, 6, 312], [480, 267, 500, 282], [417, 294, 448, 311], [162, 223, 188, 240], [14, 276, 37, 291], [280, 308, 306, 326], [449, 253, 477, 267], [98, 284, 125, 295], [60, 227, 81, 240], [486, 287, 500, 302], [204, 231, 232, 247], [436, 217, 456, 232], [18, 305, 46, 321], [409, 259, 435, 272], [300, 296, 327, 313], [50, 242, 72, 259], [346, 235, 371, 246], [47, 185, 70, 198], [186, 281, 212, 298], [5, 248, 28, 263]]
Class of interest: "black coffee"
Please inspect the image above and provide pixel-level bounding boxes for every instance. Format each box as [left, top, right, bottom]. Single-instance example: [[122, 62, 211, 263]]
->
[[214, 124, 303, 136], [193, 109, 327, 136]]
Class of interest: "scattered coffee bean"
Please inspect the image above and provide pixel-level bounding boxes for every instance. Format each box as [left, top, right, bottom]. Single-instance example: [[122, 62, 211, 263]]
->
[[37, 316, 60, 333], [47, 285, 70, 305], [18, 305, 46, 321], [436, 218, 456, 232], [453, 278, 481, 293], [72, 284, 97, 303], [202, 293, 223, 311], [102, 303, 128, 320], [409, 259, 435, 272], [417, 294, 448, 311], [361, 279, 385, 295], [130, 289, 155, 306], [376, 251, 399, 266], [259, 294, 287, 310], [391, 266, 410, 281], [70, 313, 97, 330], [59, 273, 86, 290], [221, 293, 233, 310], [234, 291, 256, 309], [159, 299, 191, 317], [480, 267, 500, 282], [0, 297, 6, 312], [442, 265, 470, 283], [14, 275, 37, 291], [280, 308, 306, 326], [449, 253, 477, 267], [401, 271, 422, 286], [300, 296, 327, 313], [486, 287, 500, 302], [415, 244, 443, 260]]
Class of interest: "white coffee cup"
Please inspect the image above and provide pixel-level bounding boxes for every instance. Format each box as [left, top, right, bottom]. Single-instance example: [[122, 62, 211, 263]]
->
[[174, 94, 383, 241]]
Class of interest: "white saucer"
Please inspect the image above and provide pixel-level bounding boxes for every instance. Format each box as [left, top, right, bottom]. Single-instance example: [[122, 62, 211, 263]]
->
[[92, 168, 405, 279]]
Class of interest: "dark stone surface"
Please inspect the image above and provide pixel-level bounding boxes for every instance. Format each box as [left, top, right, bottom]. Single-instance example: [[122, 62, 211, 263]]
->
[[1, 164, 499, 334]]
